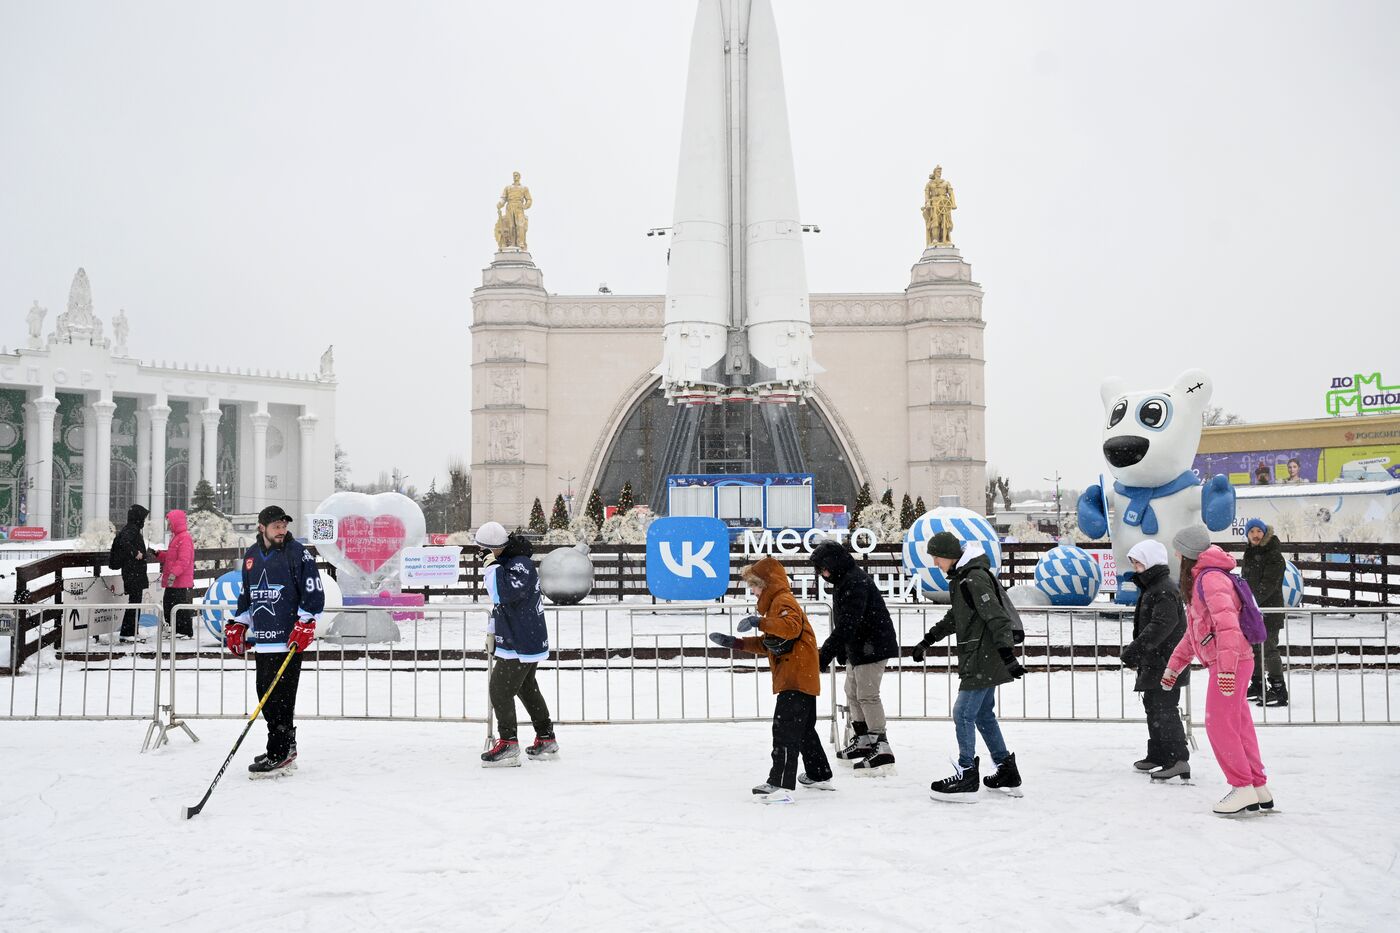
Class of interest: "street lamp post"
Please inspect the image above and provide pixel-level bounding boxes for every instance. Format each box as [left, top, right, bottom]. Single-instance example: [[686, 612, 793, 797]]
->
[[558, 472, 577, 518], [1043, 472, 1063, 537]]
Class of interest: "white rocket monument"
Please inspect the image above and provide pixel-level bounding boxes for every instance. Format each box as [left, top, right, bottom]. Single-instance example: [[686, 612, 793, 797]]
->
[[655, 0, 820, 405]]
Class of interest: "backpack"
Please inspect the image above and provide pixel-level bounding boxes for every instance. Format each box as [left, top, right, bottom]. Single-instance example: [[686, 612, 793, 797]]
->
[[108, 535, 126, 573], [1194, 568, 1267, 645], [961, 567, 1025, 644]]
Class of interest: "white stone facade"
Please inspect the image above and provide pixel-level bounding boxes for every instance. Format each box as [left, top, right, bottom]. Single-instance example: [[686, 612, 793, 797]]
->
[[3, 269, 337, 539], [470, 245, 988, 528]]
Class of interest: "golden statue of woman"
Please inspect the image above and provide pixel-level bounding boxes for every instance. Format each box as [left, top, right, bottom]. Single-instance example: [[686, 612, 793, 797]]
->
[[922, 165, 957, 246], [495, 171, 532, 250]]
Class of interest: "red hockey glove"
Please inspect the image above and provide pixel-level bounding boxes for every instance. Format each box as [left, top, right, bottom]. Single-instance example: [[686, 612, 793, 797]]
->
[[1160, 668, 1179, 690], [225, 621, 248, 658], [288, 618, 316, 653], [1216, 671, 1236, 697]]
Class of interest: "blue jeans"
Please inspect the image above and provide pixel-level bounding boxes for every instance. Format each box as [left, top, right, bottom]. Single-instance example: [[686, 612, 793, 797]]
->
[[952, 687, 1008, 770]]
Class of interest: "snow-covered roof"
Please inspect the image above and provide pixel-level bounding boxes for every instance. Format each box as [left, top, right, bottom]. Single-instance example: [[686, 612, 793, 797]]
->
[[1235, 479, 1400, 499]]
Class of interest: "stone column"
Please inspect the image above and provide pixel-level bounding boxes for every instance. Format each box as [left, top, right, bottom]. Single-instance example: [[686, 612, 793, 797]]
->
[[148, 404, 171, 534], [470, 250, 549, 529], [297, 413, 318, 516], [82, 404, 98, 528], [904, 244, 987, 512], [32, 396, 59, 535], [200, 406, 221, 489], [22, 400, 37, 524], [93, 399, 117, 527], [135, 409, 152, 506], [186, 409, 203, 495], [250, 405, 271, 510]]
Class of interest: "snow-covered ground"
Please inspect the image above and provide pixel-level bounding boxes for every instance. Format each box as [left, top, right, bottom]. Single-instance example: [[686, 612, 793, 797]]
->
[[1, 718, 1397, 932]]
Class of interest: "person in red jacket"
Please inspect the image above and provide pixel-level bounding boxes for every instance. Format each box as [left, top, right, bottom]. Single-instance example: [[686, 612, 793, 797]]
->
[[154, 510, 196, 638], [1161, 525, 1272, 817]]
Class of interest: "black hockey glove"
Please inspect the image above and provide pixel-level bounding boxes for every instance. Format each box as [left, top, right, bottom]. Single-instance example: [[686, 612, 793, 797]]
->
[[998, 646, 1026, 679]]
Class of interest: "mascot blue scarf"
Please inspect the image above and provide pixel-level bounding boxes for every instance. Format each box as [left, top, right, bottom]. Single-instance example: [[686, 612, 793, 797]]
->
[[1112, 471, 1199, 536]]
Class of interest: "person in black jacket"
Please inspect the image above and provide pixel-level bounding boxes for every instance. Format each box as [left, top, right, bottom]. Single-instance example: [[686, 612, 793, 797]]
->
[[810, 541, 900, 774], [1241, 519, 1288, 707], [1119, 539, 1190, 781], [108, 504, 150, 642]]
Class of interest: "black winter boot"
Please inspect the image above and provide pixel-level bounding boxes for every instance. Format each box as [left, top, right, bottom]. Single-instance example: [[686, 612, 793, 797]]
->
[[982, 752, 1022, 797], [929, 757, 979, 803], [1263, 678, 1289, 708]]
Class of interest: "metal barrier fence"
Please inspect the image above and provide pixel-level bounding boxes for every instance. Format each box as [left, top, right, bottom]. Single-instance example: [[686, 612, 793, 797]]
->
[[4, 602, 1397, 751]]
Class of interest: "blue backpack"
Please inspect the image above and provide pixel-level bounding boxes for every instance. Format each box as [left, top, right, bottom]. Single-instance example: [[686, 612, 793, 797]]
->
[[1194, 568, 1268, 645]]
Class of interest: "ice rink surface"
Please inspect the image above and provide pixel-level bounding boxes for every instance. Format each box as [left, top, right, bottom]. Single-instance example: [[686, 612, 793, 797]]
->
[[2, 718, 1397, 932]]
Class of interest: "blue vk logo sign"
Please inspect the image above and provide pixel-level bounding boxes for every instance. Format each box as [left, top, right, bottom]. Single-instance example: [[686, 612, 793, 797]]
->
[[646, 517, 731, 601]]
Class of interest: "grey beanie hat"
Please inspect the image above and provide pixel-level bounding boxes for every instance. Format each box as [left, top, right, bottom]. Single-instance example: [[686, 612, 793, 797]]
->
[[1171, 525, 1212, 559]]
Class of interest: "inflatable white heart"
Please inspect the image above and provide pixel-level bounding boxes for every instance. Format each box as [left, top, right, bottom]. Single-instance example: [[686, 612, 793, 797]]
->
[[312, 491, 426, 590]]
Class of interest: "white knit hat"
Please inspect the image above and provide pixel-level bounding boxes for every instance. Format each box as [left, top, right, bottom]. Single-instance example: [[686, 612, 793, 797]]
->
[[475, 521, 509, 548], [1127, 539, 1169, 569]]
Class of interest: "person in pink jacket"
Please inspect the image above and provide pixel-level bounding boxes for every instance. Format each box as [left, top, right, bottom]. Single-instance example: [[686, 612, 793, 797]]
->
[[154, 510, 196, 639], [1160, 525, 1273, 817]]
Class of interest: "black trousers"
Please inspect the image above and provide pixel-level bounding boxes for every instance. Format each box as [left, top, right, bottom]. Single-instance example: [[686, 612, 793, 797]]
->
[[489, 657, 554, 742], [120, 588, 144, 637], [769, 690, 831, 790], [1142, 686, 1189, 764], [255, 651, 304, 760], [163, 587, 192, 636]]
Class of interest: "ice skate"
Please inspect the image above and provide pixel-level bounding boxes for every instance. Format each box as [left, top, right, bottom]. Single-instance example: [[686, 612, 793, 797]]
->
[[1133, 758, 1162, 772], [1149, 760, 1191, 783], [1263, 679, 1289, 708], [481, 738, 522, 768], [1254, 785, 1276, 811], [751, 782, 796, 804], [797, 773, 836, 791], [1212, 785, 1261, 817], [852, 735, 895, 777], [525, 734, 560, 761], [929, 757, 979, 803], [836, 724, 875, 763], [247, 750, 297, 780], [982, 752, 1022, 797]]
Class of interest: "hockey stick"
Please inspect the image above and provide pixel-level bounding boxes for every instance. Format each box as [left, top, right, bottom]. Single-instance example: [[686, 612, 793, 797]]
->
[[182, 648, 299, 820], [483, 633, 497, 751]]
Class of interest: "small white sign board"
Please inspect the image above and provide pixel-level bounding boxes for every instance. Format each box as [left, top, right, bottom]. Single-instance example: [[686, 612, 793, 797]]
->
[[399, 546, 462, 587]]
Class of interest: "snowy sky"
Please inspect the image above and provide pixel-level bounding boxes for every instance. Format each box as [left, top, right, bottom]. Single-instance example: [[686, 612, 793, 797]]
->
[[2, 1, 1397, 498]]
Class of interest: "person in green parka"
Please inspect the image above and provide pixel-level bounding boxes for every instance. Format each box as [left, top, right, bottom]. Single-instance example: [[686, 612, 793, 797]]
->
[[911, 532, 1026, 802]]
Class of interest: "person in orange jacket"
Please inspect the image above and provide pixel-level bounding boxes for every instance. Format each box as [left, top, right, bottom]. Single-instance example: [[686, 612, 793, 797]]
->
[[709, 556, 831, 803]]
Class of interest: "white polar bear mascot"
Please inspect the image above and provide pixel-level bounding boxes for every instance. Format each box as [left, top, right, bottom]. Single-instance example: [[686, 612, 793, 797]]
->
[[1077, 368, 1236, 605]]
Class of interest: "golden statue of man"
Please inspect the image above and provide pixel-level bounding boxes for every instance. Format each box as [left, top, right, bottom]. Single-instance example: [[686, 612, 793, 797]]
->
[[495, 171, 532, 250], [922, 165, 957, 246]]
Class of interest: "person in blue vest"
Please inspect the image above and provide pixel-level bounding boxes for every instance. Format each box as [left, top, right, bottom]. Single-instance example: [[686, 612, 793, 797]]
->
[[224, 505, 326, 779], [477, 520, 557, 767]]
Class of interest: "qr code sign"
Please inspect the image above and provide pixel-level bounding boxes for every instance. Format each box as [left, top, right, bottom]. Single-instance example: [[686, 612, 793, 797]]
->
[[307, 514, 338, 543]]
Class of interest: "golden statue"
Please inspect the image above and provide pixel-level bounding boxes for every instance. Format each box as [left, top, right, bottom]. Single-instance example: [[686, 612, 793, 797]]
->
[[495, 171, 532, 250], [922, 165, 957, 246]]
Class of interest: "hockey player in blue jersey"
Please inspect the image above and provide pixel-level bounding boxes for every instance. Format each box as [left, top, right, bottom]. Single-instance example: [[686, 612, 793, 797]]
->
[[225, 505, 326, 779]]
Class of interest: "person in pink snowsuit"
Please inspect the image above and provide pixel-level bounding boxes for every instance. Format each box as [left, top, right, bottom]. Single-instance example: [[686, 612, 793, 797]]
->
[[1161, 525, 1273, 817], [155, 510, 196, 638]]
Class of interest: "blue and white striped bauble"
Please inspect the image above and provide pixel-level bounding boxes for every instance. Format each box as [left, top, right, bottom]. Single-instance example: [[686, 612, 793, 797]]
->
[[201, 570, 242, 639], [1033, 545, 1103, 607], [1282, 560, 1303, 608], [903, 507, 1001, 594]]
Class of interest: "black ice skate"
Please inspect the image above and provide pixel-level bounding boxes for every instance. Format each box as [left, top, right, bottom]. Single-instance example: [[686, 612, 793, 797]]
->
[[1246, 677, 1263, 701], [1263, 679, 1289, 708], [247, 750, 297, 780], [481, 738, 521, 768], [525, 734, 560, 761], [853, 735, 895, 777], [929, 757, 979, 803], [982, 752, 1022, 797], [836, 722, 874, 762], [1133, 758, 1162, 772]]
